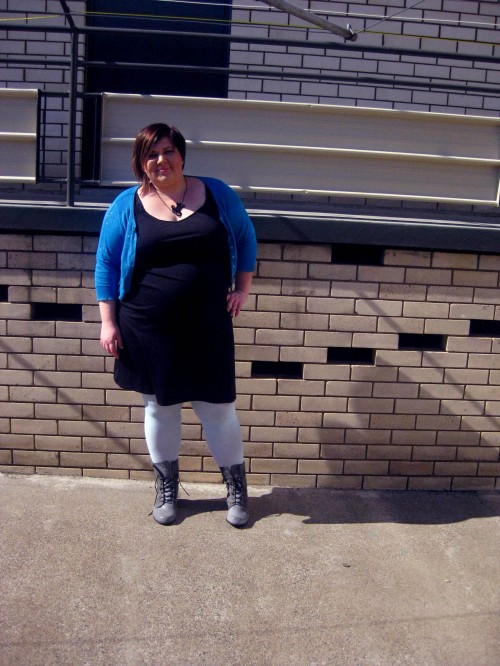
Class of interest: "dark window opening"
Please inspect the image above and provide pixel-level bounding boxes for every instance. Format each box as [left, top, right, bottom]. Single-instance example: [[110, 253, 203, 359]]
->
[[469, 319, 500, 337], [0, 285, 8, 301], [31, 303, 83, 322], [327, 347, 375, 365], [251, 361, 303, 379], [398, 333, 446, 351], [331, 244, 385, 266], [82, 0, 232, 179]]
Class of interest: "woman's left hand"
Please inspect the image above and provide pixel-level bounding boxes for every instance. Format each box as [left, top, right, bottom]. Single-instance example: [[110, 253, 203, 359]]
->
[[227, 289, 248, 317]]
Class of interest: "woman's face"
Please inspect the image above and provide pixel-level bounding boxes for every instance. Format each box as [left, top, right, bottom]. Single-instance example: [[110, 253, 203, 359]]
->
[[143, 136, 184, 188]]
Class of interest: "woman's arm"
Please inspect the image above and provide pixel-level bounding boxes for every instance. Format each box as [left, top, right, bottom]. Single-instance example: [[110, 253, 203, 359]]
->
[[99, 300, 123, 359], [227, 271, 254, 317]]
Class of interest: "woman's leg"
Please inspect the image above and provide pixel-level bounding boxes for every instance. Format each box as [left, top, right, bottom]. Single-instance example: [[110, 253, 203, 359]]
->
[[142, 395, 182, 464], [191, 400, 244, 467], [142, 395, 182, 525], [192, 400, 248, 527]]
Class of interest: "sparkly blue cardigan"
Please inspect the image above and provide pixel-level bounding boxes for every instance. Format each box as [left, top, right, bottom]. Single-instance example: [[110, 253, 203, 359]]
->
[[95, 177, 257, 301]]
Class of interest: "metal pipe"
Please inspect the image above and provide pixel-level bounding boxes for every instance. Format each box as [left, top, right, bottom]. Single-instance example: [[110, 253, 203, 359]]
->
[[259, 0, 356, 41], [2, 23, 498, 64], [66, 30, 78, 206]]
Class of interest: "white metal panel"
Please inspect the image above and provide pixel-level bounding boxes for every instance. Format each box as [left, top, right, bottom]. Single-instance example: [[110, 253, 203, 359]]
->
[[0, 89, 38, 182], [101, 94, 500, 205]]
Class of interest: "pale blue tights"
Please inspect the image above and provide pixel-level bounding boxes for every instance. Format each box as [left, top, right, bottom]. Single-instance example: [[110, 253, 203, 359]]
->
[[142, 395, 244, 467]]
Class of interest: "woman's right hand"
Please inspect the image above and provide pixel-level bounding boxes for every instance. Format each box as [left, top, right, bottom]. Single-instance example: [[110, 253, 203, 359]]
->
[[100, 321, 123, 359]]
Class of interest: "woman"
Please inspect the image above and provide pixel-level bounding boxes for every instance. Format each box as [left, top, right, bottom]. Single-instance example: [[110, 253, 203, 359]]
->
[[95, 123, 257, 527]]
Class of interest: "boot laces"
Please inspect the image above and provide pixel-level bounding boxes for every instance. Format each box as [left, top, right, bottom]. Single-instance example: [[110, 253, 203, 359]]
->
[[230, 478, 246, 507], [156, 476, 177, 505]]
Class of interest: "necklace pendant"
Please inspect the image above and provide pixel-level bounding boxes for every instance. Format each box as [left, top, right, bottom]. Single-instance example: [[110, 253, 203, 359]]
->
[[171, 202, 185, 217]]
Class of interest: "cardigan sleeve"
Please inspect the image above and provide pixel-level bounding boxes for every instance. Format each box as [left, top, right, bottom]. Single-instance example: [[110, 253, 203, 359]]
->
[[94, 202, 125, 301]]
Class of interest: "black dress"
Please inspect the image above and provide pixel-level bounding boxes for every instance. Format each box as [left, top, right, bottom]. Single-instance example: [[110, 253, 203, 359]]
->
[[114, 188, 236, 406]]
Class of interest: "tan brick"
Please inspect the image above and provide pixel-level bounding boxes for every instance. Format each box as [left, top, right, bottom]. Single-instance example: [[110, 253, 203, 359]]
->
[[250, 427, 297, 442], [258, 261, 307, 279], [58, 388, 105, 404], [33, 337, 80, 354], [301, 396, 347, 412], [367, 445, 411, 460], [445, 368, 488, 384], [326, 381, 371, 397], [57, 420, 105, 437], [270, 473, 316, 487], [298, 459, 342, 474], [408, 477, 451, 490], [329, 315, 377, 333], [0, 303, 32, 319], [437, 431, 478, 446], [427, 286, 473, 303], [462, 415, 500, 431], [424, 319, 470, 335], [351, 366, 398, 382], [11, 387, 56, 403], [2, 235, 32, 251], [8, 251, 56, 270], [372, 383, 418, 398], [8, 320, 56, 337], [281, 312, 329, 330], [447, 337, 491, 353], [324, 412, 369, 428], [468, 353, 500, 369], [478, 462, 500, 476], [56, 322, 100, 339], [253, 394, 300, 411], [457, 447, 499, 461], [486, 402, 500, 416], [363, 476, 407, 490], [60, 452, 107, 468], [31, 270, 81, 287], [255, 329, 303, 345], [274, 442, 319, 458], [256, 244, 282, 260], [0, 465, 34, 474], [375, 350, 422, 366], [380, 283, 426, 301], [83, 405, 130, 421], [479, 255, 500, 270], [283, 280, 330, 297], [344, 460, 388, 475], [251, 458, 297, 473], [0, 433, 34, 449], [345, 429, 391, 444], [9, 353, 56, 371], [284, 244, 330, 262], [441, 400, 484, 416], [378, 317, 424, 334], [406, 268, 452, 285], [12, 419, 57, 435], [450, 303, 495, 319], [405, 302, 449, 318], [423, 351, 468, 368], [390, 461, 434, 475], [317, 475, 362, 489], [352, 333, 398, 349], [395, 398, 440, 414], [0, 402, 33, 417], [416, 414, 460, 430], [331, 281, 378, 299], [57, 355, 104, 372], [82, 373, 117, 389], [252, 278, 281, 295], [371, 414, 416, 429], [453, 270, 497, 288], [180, 456, 203, 471], [309, 264, 356, 281], [432, 252, 478, 270], [37, 467, 82, 477], [305, 331, 352, 346], [277, 379, 324, 396], [237, 378, 277, 395], [14, 450, 59, 466], [299, 427, 344, 444], [257, 294, 306, 312], [236, 345, 279, 362], [434, 461, 478, 476], [34, 371, 82, 388], [358, 266, 405, 283], [385, 249, 430, 267], [303, 365, 350, 380], [307, 298, 354, 314], [36, 435, 81, 451], [355, 299, 402, 316], [321, 444, 366, 459], [280, 347, 326, 363], [451, 477, 495, 491], [275, 411, 322, 427], [412, 446, 456, 460], [348, 397, 394, 413]]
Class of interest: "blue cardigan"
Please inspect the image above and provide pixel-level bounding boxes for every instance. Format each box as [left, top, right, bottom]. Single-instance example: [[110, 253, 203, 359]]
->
[[95, 177, 257, 301]]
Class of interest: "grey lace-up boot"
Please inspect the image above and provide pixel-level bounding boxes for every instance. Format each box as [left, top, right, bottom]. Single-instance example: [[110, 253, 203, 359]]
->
[[220, 463, 249, 527], [152, 460, 179, 525]]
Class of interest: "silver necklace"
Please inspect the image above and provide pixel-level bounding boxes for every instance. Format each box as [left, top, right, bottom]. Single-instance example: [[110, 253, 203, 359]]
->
[[154, 177, 188, 217]]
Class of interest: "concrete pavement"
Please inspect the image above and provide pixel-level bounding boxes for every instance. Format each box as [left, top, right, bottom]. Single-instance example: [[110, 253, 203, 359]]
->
[[1, 472, 499, 665]]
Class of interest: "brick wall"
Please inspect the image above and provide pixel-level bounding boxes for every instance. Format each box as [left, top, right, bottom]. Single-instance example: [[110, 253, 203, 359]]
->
[[229, 0, 500, 116], [1, 232, 499, 490]]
